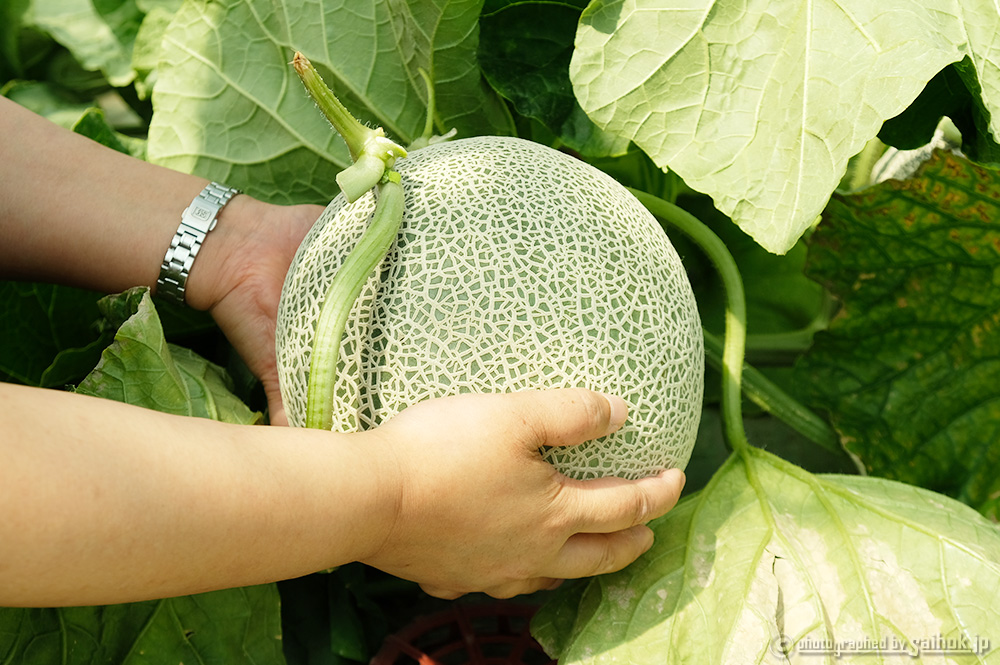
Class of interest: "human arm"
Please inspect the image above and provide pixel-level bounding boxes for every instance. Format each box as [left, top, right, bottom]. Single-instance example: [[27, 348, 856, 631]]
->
[[0, 383, 684, 607], [0, 96, 323, 423]]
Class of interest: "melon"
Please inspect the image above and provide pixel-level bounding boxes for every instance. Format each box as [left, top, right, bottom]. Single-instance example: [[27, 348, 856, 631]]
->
[[276, 136, 703, 480]]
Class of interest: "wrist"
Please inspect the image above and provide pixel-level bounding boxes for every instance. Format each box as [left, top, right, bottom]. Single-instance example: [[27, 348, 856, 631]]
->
[[156, 182, 242, 308], [353, 428, 406, 563], [180, 192, 265, 312]]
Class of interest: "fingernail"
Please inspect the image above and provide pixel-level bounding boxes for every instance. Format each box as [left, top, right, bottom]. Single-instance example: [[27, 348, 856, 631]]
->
[[602, 393, 628, 434]]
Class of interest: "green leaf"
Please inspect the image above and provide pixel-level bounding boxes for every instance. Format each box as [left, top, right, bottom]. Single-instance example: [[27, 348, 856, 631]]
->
[[571, 0, 1000, 253], [129, 3, 177, 98], [0, 0, 52, 79], [72, 106, 146, 156], [880, 59, 1000, 164], [478, 0, 627, 157], [0, 586, 285, 664], [148, 0, 515, 205], [28, 0, 144, 86], [533, 447, 1000, 664], [796, 150, 1000, 520], [3, 78, 94, 124], [75, 287, 262, 425], [0, 282, 110, 388]]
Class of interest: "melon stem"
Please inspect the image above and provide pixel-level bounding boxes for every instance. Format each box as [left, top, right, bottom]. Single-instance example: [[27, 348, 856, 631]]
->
[[628, 188, 751, 458], [628, 189, 845, 462], [293, 50, 410, 431], [293, 52, 407, 202], [305, 171, 405, 430]]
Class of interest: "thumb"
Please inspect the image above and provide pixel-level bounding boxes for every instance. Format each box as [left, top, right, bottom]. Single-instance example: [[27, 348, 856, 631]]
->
[[514, 388, 628, 449]]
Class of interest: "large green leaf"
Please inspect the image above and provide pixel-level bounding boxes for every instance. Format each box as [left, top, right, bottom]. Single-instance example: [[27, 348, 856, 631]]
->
[[533, 447, 1000, 664], [148, 0, 515, 205], [0, 586, 284, 664], [0, 282, 109, 388], [570, 0, 1000, 254], [28, 0, 144, 86], [75, 287, 261, 424], [797, 150, 1000, 520], [478, 0, 627, 156]]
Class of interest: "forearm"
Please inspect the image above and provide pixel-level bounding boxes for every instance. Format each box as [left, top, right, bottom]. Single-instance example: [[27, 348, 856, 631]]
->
[[0, 382, 397, 607], [0, 96, 264, 310]]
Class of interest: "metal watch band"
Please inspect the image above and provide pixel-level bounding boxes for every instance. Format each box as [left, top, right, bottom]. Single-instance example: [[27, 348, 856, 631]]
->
[[157, 182, 240, 305]]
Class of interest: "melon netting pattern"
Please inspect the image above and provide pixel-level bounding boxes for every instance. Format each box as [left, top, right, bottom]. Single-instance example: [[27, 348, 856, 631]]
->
[[276, 136, 703, 479]]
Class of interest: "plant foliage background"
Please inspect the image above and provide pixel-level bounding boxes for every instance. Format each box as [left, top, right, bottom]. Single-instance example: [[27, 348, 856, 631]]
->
[[3, 0, 1000, 663]]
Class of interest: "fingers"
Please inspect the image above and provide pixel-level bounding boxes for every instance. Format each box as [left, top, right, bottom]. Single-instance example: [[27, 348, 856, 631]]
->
[[422, 526, 660, 600], [418, 584, 464, 600], [509, 388, 628, 449], [256, 368, 288, 426], [268, 404, 288, 427], [546, 525, 656, 580], [562, 468, 686, 533], [421, 578, 564, 601], [536, 470, 684, 581]]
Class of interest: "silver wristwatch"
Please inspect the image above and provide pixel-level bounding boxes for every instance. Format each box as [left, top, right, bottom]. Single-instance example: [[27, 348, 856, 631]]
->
[[157, 182, 240, 305]]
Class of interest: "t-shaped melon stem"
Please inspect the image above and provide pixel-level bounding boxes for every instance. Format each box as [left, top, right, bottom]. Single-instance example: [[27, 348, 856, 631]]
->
[[293, 52, 407, 202], [292, 51, 409, 430]]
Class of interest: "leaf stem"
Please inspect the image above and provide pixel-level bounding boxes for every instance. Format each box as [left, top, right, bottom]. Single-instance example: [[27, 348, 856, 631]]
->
[[743, 290, 838, 362], [305, 173, 405, 430], [629, 188, 750, 456], [846, 137, 886, 192], [702, 329, 844, 456], [407, 67, 457, 151], [418, 68, 435, 141]]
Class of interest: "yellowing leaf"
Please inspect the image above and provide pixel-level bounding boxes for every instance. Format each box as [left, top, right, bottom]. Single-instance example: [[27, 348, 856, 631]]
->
[[797, 150, 1000, 520]]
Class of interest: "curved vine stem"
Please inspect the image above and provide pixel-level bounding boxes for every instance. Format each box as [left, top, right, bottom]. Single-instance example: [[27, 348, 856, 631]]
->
[[631, 187, 847, 461], [628, 188, 751, 456], [306, 173, 405, 430]]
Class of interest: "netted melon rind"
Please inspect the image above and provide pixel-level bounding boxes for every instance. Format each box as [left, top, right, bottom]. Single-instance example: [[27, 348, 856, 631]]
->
[[276, 136, 703, 480]]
